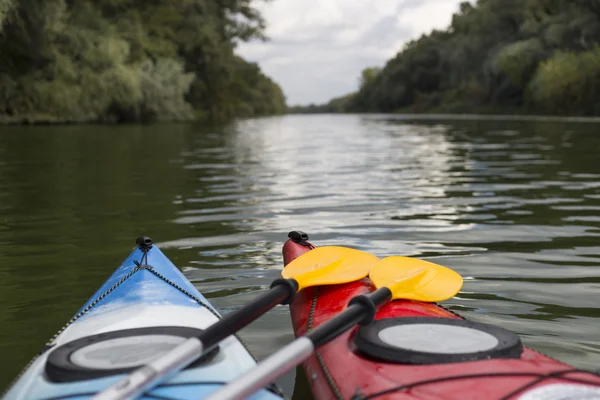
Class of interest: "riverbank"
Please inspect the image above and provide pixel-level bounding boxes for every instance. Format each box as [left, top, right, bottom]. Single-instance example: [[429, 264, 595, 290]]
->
[[0, 1, 286, 127], [286, 108, 600, 124]]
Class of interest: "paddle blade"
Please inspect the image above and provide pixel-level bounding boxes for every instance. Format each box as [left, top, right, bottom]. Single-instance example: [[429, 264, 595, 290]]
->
[[369, 256, 462, 302], [282, 246, 378, 291]]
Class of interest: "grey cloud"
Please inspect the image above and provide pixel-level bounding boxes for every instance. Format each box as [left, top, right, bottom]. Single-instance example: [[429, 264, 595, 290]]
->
[[358, 16, 413, 47], [397, 0, 429, 11]]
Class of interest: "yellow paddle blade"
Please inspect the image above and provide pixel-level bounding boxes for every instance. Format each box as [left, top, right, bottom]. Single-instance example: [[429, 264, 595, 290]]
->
[[282, 246, 379, 291], [369, 256, 463, 302]]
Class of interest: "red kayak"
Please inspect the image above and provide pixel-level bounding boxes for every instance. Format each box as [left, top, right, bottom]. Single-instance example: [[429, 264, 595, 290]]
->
[[283, 232, 600, 400]]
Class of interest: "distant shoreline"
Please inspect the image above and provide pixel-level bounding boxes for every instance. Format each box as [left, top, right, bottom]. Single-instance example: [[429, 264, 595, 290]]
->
[[6, 111, 600, 127], [0, 114, 284, 126], [284, 112, 600, 124]]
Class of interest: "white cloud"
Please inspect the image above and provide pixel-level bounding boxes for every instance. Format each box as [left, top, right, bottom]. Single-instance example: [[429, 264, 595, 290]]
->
[[396, 0, 465, 35], [236, 0, 467, 105]]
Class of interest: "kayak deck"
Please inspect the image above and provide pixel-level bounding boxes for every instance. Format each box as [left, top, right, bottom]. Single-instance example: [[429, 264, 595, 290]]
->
[[291, 281, 600, 399], [284, 234, 600, 400], [3, 240, 283, 400]]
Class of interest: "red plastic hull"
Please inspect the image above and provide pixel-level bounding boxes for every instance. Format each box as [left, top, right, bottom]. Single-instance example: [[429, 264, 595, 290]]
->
[[283, 239, 600, 400]]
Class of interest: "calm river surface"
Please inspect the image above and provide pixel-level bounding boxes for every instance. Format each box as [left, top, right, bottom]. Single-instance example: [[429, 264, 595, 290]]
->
[[1, 115, 599, 396]]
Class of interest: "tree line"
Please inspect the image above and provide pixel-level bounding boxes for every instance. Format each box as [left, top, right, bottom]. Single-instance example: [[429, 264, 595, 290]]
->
[[291, 0, 600, 116], [0, 0, 286, 124]]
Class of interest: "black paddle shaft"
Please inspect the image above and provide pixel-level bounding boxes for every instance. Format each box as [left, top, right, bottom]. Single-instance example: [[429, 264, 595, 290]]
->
[[306, 287, 392, 347], [199, 278, 298, 350]]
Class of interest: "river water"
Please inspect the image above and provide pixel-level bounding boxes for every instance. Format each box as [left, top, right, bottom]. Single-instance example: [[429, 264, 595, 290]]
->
[[0, 115, 599, 396]]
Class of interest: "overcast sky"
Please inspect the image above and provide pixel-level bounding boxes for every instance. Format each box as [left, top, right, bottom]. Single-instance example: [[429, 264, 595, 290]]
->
[[236, 0, 466, 105]]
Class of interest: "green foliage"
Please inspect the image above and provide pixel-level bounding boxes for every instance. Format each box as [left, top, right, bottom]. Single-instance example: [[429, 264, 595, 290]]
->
[[138, 58, 195, 121], [360, 67, 382, 89], [0, 0, 14, 31], [0, 0, 285, 124], [528, 47, 600, 115], [496, 39, 545, 86], [318, 0, 600, 116]]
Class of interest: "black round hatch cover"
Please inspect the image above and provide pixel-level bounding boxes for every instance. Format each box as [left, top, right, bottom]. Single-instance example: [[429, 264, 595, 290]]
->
[[46, 326, 219, 382], [354, 317, 523, 365]]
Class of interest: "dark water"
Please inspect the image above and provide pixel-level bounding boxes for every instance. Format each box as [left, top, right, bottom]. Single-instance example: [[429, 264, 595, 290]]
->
[[1, 115, 599, 395]]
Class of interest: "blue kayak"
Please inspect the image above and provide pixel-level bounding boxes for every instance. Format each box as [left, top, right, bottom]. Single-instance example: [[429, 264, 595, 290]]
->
[[3, 238, 284, 400]]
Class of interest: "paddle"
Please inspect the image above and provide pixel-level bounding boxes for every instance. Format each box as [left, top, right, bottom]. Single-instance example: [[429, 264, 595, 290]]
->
[[93, 246, 379, 400], [205, 256, 463, 400]]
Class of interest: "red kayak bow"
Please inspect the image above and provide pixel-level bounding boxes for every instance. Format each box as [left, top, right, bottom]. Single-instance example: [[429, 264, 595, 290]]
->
[[283, 232, 600, 400]]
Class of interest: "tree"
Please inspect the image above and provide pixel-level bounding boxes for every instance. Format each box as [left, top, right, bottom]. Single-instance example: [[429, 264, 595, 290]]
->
[[0, 0, 285, 123], [528, 46, 600, 115], [317, 0, 600, 116], [360, 67, 382, 89]]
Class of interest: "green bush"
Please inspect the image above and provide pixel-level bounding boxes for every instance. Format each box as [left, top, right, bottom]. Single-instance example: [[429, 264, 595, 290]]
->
[[138, 58, 195, 121], [527, 47, 600, 115], [496, 39, 545, 86]]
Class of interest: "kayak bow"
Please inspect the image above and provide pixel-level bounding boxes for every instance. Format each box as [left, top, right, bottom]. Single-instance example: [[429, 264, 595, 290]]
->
[[284, 232, 600, 400], [3, 237, 284, 400]]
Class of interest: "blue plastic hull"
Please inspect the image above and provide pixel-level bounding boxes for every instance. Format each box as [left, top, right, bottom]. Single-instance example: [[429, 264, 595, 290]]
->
[[3, 245, 283, 400]]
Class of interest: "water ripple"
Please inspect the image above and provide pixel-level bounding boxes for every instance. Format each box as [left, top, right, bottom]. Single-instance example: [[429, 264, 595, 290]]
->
[[171, 115, 600, 372]]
